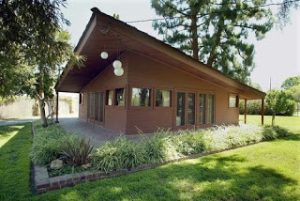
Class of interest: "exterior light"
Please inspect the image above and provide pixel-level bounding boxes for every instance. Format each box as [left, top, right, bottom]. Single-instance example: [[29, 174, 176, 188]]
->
[[114, 67, 124, 76], [100, 51, 108, 59], [113, 60, 122, 69]]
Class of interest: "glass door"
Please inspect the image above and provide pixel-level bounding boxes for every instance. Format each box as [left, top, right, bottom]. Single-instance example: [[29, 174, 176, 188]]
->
[[176, 92, 196, 126], [95, 92, 104, 122], [176, 92, 185, 126]]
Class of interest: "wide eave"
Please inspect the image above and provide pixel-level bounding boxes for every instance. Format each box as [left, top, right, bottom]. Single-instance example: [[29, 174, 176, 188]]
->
[[55, 8, 266, 100]]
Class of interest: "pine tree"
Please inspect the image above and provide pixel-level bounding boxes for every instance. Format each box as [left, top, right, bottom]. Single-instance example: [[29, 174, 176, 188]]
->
[[151, 0, 274, 83]]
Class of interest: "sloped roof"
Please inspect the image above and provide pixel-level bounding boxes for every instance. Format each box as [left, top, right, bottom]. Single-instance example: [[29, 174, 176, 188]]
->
[[56, 7, 265, 99]]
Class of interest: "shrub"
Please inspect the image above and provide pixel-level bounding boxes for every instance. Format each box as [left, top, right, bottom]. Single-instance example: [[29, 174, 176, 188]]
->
[[61, 137, 94, 166], [93, 137, 144, 172], [172, 131, 205, 155], [31, 122, 77, 165], [141, 134, 167, 164]]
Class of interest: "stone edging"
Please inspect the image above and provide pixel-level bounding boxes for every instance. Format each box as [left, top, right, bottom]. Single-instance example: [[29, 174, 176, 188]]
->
[[31, 122, 259, 193]]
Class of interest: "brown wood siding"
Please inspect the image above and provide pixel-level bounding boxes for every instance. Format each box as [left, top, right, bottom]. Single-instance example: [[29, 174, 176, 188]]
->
[[79, 51, 239, 134], [126, 51, 239, 134]]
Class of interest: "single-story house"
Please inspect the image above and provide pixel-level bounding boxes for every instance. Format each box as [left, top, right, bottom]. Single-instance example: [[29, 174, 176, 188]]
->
[[55, 7, 265, 134]]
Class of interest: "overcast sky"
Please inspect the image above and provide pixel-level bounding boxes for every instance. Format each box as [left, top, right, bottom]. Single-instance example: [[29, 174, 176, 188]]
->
[[62, 0, 300, 92]]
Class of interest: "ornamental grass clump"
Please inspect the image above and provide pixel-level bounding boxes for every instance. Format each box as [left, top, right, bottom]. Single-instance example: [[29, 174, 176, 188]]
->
[[31, 123, 74, 165], [61, 137, 94, 166], [140, 134, 168, 164], [172, 130, 206, 155], [93, 137, 144, 172]]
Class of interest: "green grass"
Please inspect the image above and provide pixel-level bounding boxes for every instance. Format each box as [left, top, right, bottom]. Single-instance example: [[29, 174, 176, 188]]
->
[[0, 115, 299, 201]]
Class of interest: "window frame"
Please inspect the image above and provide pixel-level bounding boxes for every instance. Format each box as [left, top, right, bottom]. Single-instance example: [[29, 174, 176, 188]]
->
[[130, 87, 152, 107], [106, 90, 114, 106], [155, 89, 172, 107], [229, 94, 239, 108], [115, 88, 125, 107]]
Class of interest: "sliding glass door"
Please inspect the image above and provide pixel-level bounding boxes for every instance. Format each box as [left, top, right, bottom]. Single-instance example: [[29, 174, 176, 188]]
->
[[176, 92, 195, 126]]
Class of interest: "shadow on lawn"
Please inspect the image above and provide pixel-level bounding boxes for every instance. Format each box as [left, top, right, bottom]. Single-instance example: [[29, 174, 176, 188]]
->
[[36, 154, 298, 201], [0, 125, 23, 138]]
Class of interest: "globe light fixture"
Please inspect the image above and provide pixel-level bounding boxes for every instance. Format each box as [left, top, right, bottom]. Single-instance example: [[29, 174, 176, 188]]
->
[[114, 67, 124, 76], [113, 60, 122, 69], [100, 51, 108, 59]]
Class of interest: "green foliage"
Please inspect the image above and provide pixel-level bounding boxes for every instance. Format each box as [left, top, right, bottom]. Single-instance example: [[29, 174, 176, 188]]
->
[[281, 76, 300, 90], [93, 124, 288, 173], [92, 137, 144, 172], [142, 134, 168, 163], [31, 122, 76, 165], [266, 90, 296, 116], [1, 116, 299, 201], [262, 125, 289, 141], [151, 0, 273, 83], [172, 131, 205, 155], [239, 100, 273, 115], [61, 138, 94, 166], [0, 96, 16, 106]]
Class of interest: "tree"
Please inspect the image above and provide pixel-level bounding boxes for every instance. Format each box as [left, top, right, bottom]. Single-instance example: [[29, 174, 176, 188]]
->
[[0, 1, 84, 127], [281, 76, 300, 89], [266, 90, 295, 126], [151, 0, 273, 84]]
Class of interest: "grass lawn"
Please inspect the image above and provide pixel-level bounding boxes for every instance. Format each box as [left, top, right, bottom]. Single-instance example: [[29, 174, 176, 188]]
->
[[0, 115, 299, 201]]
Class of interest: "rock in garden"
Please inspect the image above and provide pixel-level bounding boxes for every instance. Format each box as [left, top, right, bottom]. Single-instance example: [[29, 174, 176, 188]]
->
[[81, 163, 91, 169], [50, 159, 63, 169]]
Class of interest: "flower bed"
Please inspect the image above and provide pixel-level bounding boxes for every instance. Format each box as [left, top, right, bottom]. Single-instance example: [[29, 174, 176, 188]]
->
[[31, 122, 289, 192]]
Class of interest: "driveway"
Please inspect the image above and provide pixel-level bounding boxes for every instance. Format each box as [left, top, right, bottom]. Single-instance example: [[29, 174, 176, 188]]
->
[[0, 119, 34, 127]]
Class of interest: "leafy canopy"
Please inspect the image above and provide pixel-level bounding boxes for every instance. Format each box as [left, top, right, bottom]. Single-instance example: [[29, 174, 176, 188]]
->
[[281, 76, 300, 90], [151, 0, 274, 84], [266, 89, 295, 116]]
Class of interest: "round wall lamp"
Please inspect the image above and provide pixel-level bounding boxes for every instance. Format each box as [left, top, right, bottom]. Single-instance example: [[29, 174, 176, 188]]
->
[[113, 60, 122, 69], [114, 67, 124, 76], [100, 51, 108, 59]]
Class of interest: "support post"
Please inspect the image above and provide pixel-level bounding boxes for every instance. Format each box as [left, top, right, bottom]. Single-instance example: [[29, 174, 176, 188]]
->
[[244, 99, 247, 124], [55, 91, 59, 123], [261, 98, 265, 125]]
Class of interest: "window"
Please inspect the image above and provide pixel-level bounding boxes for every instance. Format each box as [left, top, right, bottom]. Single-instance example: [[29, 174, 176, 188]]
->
[[199, 94, 206, 124], [156, 90, 171, 107], [131, 88, 151, 107], [176, 92, 185, 126], [106, 90, 113, 106], [187, 93, 195, 124], [115, 88, 125, 106], [207, 94, 215, 124], [229, 94, 239, 108]]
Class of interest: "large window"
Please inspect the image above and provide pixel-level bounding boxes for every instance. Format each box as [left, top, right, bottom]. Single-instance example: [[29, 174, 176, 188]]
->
[[207, 94, 215, 124], [229, 94, 239, 108], [106, 90, 113, 106], [115, 88, 125, 106], [131, 88, 151, 107], [156, 89, 171, 107], [187, 93, 195, 124], [198, 94, 206, 124]]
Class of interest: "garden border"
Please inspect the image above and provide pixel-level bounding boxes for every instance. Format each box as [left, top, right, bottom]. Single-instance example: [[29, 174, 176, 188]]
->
[[31, 122, 259, 194]]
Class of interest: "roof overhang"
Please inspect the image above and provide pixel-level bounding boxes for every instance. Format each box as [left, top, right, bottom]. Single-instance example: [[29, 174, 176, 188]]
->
[[55, 8, 266, 100]]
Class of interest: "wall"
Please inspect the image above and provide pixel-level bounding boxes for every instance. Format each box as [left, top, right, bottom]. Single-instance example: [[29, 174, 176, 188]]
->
[[79, 51, 239, 134], [79, 54, 129, 132], [126, 52, 239, 134]]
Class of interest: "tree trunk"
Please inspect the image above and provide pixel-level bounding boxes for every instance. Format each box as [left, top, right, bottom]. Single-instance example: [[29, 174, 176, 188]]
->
[[272, 113, 275, 126], [38, 98, 48, 127], [190, 14, 199, 60], [207, 17, 224, 66]]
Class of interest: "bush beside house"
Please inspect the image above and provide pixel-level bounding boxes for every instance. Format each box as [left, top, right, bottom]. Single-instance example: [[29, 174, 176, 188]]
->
[[31, 122, 289, 176]]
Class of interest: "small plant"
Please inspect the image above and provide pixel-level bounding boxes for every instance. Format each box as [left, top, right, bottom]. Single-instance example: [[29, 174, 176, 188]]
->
[[141, 134, 166, 164], [61, 137, 94, 166]]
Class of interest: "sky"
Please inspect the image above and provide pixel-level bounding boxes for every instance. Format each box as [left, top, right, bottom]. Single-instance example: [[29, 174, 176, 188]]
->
[[62, 0, 300, 92]]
